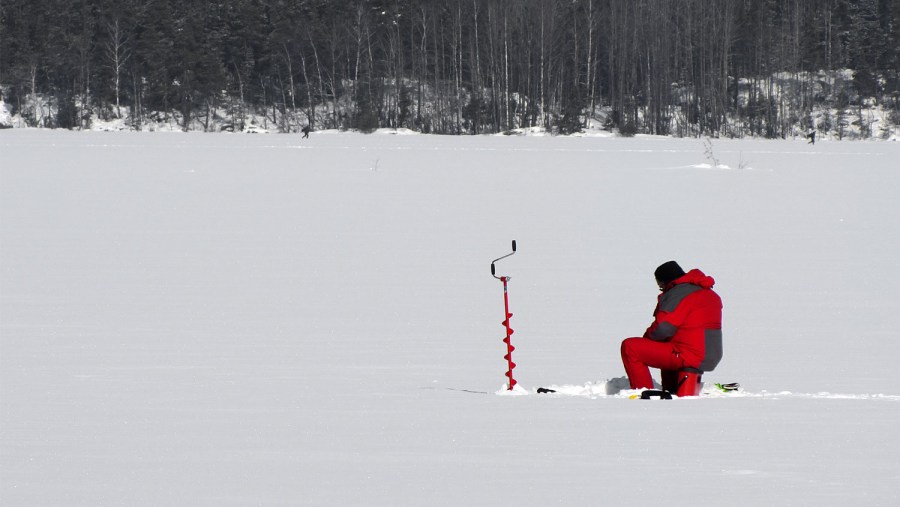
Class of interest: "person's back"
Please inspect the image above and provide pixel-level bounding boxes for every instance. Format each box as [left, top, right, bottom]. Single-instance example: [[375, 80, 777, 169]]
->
[[649, 269, 722, 371]]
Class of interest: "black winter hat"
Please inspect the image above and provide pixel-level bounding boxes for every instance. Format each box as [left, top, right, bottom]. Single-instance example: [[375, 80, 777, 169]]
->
[[654, 261, 686, 285]]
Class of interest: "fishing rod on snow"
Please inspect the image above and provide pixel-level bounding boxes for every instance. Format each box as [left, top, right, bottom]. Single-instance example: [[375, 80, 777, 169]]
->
[[491, 240, 518, 390]]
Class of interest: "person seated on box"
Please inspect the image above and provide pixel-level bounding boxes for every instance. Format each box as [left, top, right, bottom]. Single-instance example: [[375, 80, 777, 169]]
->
[[620, 261, 723, 392]]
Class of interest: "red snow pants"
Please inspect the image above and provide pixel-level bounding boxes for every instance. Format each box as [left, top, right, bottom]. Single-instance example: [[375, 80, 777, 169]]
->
[[620, 337, 685, 390]]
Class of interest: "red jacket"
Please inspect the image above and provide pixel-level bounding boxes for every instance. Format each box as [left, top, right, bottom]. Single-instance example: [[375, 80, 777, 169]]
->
[[644, 269, 723, 371]]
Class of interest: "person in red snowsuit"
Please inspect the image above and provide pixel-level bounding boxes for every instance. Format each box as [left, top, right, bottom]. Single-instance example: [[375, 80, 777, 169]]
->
[[620, 261, 723, 390]]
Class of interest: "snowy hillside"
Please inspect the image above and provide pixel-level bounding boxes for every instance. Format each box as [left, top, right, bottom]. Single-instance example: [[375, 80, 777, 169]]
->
[[2, 130, 899, 505]]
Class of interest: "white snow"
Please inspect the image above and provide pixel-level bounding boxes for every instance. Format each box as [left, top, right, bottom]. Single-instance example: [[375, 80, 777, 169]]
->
[[1, 130, 899, 505], [0, 100, 10, 127]]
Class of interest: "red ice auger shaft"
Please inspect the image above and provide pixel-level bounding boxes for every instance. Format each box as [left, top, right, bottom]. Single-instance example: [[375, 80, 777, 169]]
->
[[491, 240, 518, 390]]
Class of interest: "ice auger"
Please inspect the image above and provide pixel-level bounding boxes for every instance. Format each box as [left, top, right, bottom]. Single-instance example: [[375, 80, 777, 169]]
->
[[491, 240, 518, 390]]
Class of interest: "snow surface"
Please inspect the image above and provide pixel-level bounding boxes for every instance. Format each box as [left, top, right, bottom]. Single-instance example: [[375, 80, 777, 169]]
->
[[1, 130, 899, 506]]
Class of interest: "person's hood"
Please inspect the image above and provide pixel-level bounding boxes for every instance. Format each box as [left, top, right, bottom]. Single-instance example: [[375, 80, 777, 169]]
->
[[671, 268, 715, 289]]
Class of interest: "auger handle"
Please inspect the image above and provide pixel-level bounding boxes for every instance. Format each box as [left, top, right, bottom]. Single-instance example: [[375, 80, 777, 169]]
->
[[491, 240, 517, 280]]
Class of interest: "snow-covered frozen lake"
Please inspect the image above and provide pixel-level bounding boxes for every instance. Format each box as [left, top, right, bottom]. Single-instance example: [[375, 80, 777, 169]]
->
[[2, 130, 899, 505]]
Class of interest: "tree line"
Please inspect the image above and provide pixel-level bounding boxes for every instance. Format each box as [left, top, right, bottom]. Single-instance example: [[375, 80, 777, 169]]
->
[[1, 0, 898, 137]]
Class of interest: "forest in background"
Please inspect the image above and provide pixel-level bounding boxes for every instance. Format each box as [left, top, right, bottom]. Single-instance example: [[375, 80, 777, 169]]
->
[[1, 0, 899, 138]]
